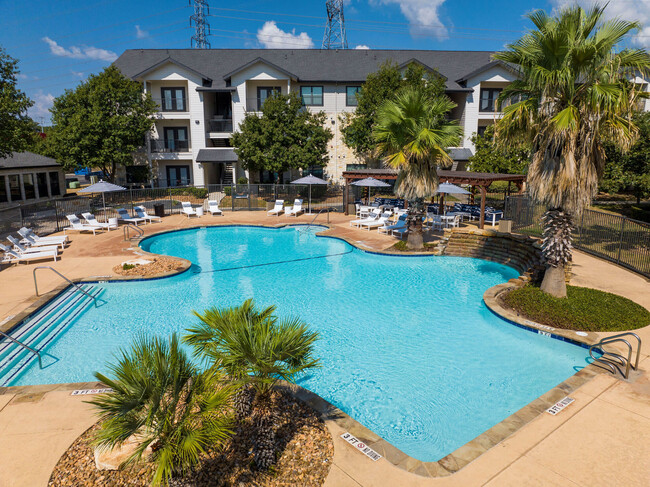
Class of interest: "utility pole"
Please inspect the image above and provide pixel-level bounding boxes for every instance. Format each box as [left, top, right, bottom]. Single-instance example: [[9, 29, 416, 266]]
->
[[322, 0, 348, 49], [189, 0, 211, 49]]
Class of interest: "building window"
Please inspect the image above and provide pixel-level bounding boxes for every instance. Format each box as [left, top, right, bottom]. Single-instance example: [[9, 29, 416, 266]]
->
[[346, 86, 361, 106], [165, 165, 190, 187], [37, 172, 49, 198], [305, 166, 324, 179], [479, 88, 502, 112], [163, 127, 189, 152], [23, 174, 35, 199], [8, 174, 21, 201], [477, 126, 488, 137], [256, 86, 281, 110], [160, 87, 187, 111], [0, 176, 7, 203], [49, 171, 61, 196], [300, 86, 323, 106]]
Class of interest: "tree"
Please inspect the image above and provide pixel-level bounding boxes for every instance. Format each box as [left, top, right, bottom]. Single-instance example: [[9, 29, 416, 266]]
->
[[602, 112, 650, 203], [89, 334, 234, 486], [494, 5, 650, 297], [48, 65, 157, 182], [184, 299, 319, 470], [0, 47, 36, 158], [231, 92, 332, 182], [468, 126, 529, 174], [373, 87, 463, 250], [341, 62, 447, 159]]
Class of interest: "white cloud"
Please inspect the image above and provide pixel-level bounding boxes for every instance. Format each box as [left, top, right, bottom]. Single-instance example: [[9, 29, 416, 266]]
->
[[16, 73, 29, 80], [28, 90, 55, 122], [549, 0, 650, 48], [71, 71, 84, 78], [371, 0, 448, 39], [42, 37, 117, 62], [355, 44, 370, 49], [256, 21, 314, 49], [135, 25, 149, 39]]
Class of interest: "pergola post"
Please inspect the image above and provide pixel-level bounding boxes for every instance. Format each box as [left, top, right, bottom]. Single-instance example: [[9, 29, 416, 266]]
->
[[344, 180, 350, 215], [479, 185, 487, 229]]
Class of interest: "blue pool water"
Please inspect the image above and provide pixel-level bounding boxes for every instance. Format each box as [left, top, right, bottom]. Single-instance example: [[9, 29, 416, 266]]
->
[[9, 226, 591, 461]]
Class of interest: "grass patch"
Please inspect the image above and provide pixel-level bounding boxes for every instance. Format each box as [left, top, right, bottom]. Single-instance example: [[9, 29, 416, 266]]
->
[[503, 284, 650, 332], [591, 201, 650, 224]]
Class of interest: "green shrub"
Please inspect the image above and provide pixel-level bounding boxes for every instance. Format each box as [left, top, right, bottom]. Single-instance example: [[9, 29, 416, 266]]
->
[[503, 284, 650, 332], [392, 241, 408, 251], [122, 263, 136, 271], [237, 177, 248, 185], [224, 186, 232, 196], [168, 187, 208, 199]]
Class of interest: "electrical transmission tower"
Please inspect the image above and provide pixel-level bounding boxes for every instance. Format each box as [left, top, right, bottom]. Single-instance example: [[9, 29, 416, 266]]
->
[[322, 0, 348, 49], [189, 0, 211, 49]]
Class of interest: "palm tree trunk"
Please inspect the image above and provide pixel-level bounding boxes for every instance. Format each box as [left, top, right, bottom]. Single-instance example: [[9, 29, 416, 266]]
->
[[540, 208, 573, 298], [406, 199, 425, 250]]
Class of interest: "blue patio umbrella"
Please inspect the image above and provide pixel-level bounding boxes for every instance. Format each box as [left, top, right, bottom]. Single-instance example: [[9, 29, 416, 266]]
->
[[78, 180, 126, 221], [290, 174, 328, 214]]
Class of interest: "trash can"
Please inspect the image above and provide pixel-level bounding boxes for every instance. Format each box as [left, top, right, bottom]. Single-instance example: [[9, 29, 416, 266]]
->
[[153, 203, 165, 218]]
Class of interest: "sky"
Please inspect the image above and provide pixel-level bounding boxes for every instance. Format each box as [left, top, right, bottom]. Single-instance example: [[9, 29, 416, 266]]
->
[[0, 0, 648, 123]]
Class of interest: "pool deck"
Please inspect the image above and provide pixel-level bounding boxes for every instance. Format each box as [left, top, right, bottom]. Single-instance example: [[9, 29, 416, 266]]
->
[[0, 211, 649, 487]]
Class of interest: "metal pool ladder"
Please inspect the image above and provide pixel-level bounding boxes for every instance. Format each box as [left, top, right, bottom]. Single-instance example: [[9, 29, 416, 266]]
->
[[300, 207, 336, 232], [0, 329, 42, 368], [589, 332, 642, 379], [33, 266, 99, 307], [123, 223, 144, 241]]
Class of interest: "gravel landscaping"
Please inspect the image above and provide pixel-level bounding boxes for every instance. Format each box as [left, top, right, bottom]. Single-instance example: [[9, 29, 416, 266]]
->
[[49, 390, 333, 487]]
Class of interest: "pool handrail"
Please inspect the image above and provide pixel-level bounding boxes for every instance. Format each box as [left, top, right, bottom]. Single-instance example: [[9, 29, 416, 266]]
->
[[33, 266, 98, 307]]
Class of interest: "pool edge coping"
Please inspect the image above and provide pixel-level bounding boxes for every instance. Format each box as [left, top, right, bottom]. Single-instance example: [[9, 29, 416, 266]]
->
[[0, 222, 608, 478]]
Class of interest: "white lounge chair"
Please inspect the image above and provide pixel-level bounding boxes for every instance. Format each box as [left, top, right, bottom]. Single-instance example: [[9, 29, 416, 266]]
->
[[7, 235, 60, 255], [379, 215, 407, 235], [135, 206, 162, 223], [267, 200, 284, 216], [1, 244, 57, 263], [82, 212, 117, 231], [350, 209, 381, 227], [207, 200, 223, 216], [18, 228, 67, 250], [65, 215, 102, 235], [117, 208, 146, 226], [181, 202, 198, 218], [285, 199, 304, 217], [360, 212, 391, 231]]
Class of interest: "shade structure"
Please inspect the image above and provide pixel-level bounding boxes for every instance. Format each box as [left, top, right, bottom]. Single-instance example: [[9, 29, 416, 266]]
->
[[435, 182, 470, 215], [351, 177, 391, 205], [78, 180, 126, 221], [290, 174, 328, 214]]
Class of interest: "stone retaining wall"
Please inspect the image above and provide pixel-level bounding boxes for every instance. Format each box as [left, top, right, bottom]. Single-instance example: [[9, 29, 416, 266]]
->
[[440, 228, 545, 281]]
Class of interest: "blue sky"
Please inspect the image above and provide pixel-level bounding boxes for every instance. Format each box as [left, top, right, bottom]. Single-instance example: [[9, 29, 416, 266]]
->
[[1, 0, 648, 123]]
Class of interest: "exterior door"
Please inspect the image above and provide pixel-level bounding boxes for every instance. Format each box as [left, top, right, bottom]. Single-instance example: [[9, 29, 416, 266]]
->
[[166, 166, 190, 187]]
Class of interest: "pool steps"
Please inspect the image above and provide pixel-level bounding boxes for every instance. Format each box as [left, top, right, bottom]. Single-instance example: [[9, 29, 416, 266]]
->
[[0, 284, 103, 387]]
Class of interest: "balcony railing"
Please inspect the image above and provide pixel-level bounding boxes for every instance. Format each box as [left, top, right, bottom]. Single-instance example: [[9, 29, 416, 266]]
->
[[208, 119, 233, 132], [150, 97, 189, 113], [150, 139, 190, 153]]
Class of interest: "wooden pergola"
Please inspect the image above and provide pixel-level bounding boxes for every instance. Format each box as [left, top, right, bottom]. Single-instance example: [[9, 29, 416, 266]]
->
[[342, 169, 526, 229]]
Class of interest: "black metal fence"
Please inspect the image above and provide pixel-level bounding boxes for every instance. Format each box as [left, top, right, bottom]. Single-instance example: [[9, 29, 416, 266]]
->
[[505, 195, 650, 278], [0, 184, 345, 242]]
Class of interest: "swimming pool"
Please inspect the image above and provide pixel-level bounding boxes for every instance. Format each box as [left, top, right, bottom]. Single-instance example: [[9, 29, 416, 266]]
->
[[4, 225, 591, 462]]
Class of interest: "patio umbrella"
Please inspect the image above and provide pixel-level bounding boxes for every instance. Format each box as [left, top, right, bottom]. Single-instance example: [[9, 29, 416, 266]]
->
[[351, 177, 391, 205], [435, 182, 470, 215], [78, 180, 126, 221], [290, 174, 328, 214]]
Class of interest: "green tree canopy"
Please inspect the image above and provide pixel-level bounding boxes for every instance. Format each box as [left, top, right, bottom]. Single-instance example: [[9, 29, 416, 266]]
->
[[231, 92, 332, 182], [0, 47, 36, 158], [341, 62, 447, 158], [48, 65, 157, 182], [468, 126, 530, 174]]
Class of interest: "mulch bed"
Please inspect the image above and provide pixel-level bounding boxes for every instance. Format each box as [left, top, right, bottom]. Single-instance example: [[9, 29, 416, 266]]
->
[[112, 257, 186, 277], [48, 390, 333, 487]]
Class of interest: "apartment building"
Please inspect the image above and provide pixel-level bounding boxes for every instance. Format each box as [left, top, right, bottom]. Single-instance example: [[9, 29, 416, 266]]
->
[[113, 49, 528, 187]]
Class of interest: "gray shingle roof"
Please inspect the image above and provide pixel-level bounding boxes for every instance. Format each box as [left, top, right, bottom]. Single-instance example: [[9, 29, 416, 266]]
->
[[0, 152, 60, 169], [113, 49, 496, 92]]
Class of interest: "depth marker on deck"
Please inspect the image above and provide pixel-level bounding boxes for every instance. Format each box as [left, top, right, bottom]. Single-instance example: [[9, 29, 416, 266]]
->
[[546, 396, 574, 415], [341, 432, 382, 461], [71, 388, 113, 396]]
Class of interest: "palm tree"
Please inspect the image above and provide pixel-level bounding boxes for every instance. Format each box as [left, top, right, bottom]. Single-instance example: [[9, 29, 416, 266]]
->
[[89, 334, 234, 486], [374, 87, 463, 249], [184, 299, 319, 470], [494, 5, 650, 297]]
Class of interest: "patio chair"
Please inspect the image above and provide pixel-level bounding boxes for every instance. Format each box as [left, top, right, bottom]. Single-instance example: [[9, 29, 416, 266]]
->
[[360, 212, 392, 231], [64, 215, 102, 235], [285, 199, 304, 217], [181, 202, 198, 218], [135, 206, 162, 223], [0, 244, 57, 263], [207, 200, 223, 216], [117, 208, 146, 225], [82, 212, 117, 231], [7, 235, 60, 256], [378, 214, 407, 235], [18, 228, 67, 250], [350, 208, 381, 227], [267, 200, 284, 216]]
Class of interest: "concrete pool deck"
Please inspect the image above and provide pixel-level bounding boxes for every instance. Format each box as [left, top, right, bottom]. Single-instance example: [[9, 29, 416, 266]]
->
[[0, 211, 649, 486]]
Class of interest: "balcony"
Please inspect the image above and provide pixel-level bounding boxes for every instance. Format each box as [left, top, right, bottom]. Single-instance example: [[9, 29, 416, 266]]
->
[[150, 139, 190, 153], [150, 96, 189, 117], [207, 119, 233, 133]]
